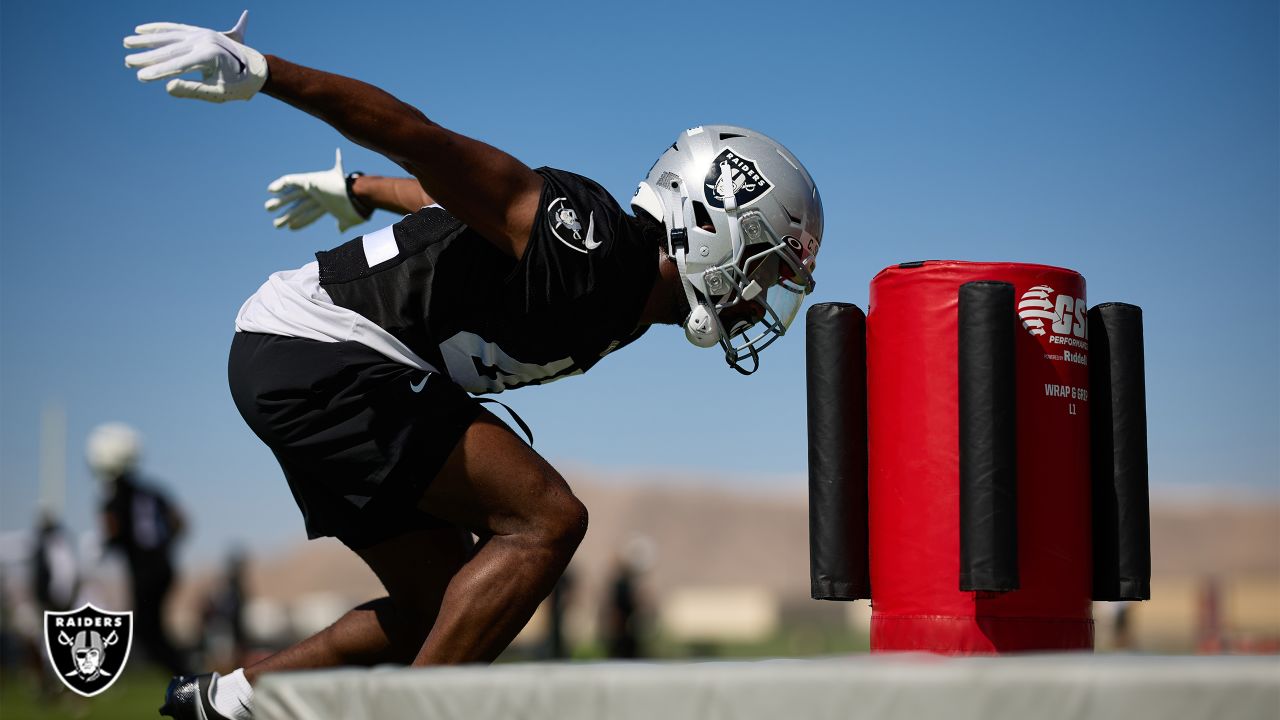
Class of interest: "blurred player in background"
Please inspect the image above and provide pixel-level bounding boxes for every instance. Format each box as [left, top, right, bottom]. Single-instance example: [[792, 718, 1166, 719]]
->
[[31, 512, 78, 616], [87, 423, 189, 676], [29, 510, 79, 697], [605, 536, 656, 659], [201, 548, 251, 669], [123, 11, 823, 720]]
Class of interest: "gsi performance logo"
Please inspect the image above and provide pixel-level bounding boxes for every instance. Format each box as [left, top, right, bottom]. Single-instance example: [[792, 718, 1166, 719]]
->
[[44, 603, 133, 697], [1017, 285, 1089, 366]]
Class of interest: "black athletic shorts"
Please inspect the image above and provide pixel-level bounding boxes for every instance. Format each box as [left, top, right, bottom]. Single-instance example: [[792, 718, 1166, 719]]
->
[[227, 332, 482, 549]]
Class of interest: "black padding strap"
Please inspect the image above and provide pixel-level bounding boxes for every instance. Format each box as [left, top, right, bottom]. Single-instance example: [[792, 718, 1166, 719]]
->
[[477, 398, 534, 447]]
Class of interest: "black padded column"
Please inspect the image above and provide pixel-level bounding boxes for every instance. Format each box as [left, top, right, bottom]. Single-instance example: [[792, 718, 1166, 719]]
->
[[958, 281, 1019, 592], [1089, 303, 1151, 601], [806, 302, 871, 601]]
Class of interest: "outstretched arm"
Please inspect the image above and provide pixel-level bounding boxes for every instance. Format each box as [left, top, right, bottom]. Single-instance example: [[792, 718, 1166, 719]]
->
[[263, 150, 431, 232], [260, 57, 541, 258], [350, 175, 435, 215], [125, 13, 540, 258]]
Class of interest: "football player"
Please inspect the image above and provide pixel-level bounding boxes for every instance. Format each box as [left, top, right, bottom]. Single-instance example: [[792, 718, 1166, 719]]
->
[[124, 11, 822, 720]]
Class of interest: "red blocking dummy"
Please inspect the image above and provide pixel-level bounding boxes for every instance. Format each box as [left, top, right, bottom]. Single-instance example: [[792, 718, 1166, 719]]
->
[[867, 261, 1093, 653]]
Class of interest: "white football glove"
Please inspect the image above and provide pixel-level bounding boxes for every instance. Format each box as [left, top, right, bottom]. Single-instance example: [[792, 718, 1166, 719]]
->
[[124, 10, 268, 103], [265, 149, 372, 232]]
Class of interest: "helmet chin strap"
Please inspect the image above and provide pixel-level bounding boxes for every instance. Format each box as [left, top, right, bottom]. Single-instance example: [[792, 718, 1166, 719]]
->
[[729, 336, 760, 375]]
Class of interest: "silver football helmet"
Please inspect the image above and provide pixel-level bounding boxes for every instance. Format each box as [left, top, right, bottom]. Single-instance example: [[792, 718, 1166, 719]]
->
[[86, 422, 141, 483], [632, 125, 823, 374]]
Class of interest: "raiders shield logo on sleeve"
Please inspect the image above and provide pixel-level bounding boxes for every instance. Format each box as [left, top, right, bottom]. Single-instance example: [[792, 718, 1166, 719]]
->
[[703, 149, 773, 209], [546, 197, 600, 254], [44, 603, 133, 697]]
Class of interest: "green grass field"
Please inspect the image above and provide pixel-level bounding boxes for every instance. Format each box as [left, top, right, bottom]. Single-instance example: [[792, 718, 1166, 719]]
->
[[0, 668, 171, 720]]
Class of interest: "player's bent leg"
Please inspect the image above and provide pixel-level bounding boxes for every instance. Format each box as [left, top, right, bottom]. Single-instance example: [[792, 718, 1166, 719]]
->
[[410, 408, 588, 664], [241, 523, 472, 683]]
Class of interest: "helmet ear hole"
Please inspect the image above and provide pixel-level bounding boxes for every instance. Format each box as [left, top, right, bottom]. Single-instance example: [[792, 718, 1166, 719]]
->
[[691, 200, 715, 232]]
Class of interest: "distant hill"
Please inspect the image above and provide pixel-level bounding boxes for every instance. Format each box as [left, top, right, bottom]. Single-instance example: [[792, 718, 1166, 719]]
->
[[171, 470, 1279, 634]]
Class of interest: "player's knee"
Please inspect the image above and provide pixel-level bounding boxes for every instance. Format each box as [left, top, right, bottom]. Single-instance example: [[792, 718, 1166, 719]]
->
[[529, 480, 588, 555], [550, 492, 588, 551]]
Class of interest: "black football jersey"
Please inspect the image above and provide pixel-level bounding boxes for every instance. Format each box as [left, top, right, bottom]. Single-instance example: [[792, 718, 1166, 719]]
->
[[315, 168, 657, 394]]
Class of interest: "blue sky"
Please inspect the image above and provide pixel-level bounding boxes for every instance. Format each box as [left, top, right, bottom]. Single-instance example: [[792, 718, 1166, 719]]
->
[[2, 0, 1276, 561]]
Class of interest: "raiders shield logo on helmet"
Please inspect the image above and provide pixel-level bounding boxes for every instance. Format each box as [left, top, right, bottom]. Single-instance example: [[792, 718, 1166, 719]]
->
[[703, 149, 773, 209], [44, 603, 133, 697]]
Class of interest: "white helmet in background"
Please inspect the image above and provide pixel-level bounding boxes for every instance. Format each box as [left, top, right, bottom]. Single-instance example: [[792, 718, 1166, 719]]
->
[[86, 423, 141, 482], [632, 125, 823, 374]]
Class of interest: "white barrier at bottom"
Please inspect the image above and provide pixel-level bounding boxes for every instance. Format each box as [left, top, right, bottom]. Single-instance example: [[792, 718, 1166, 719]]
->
[[255, 654, 1279, 720]]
